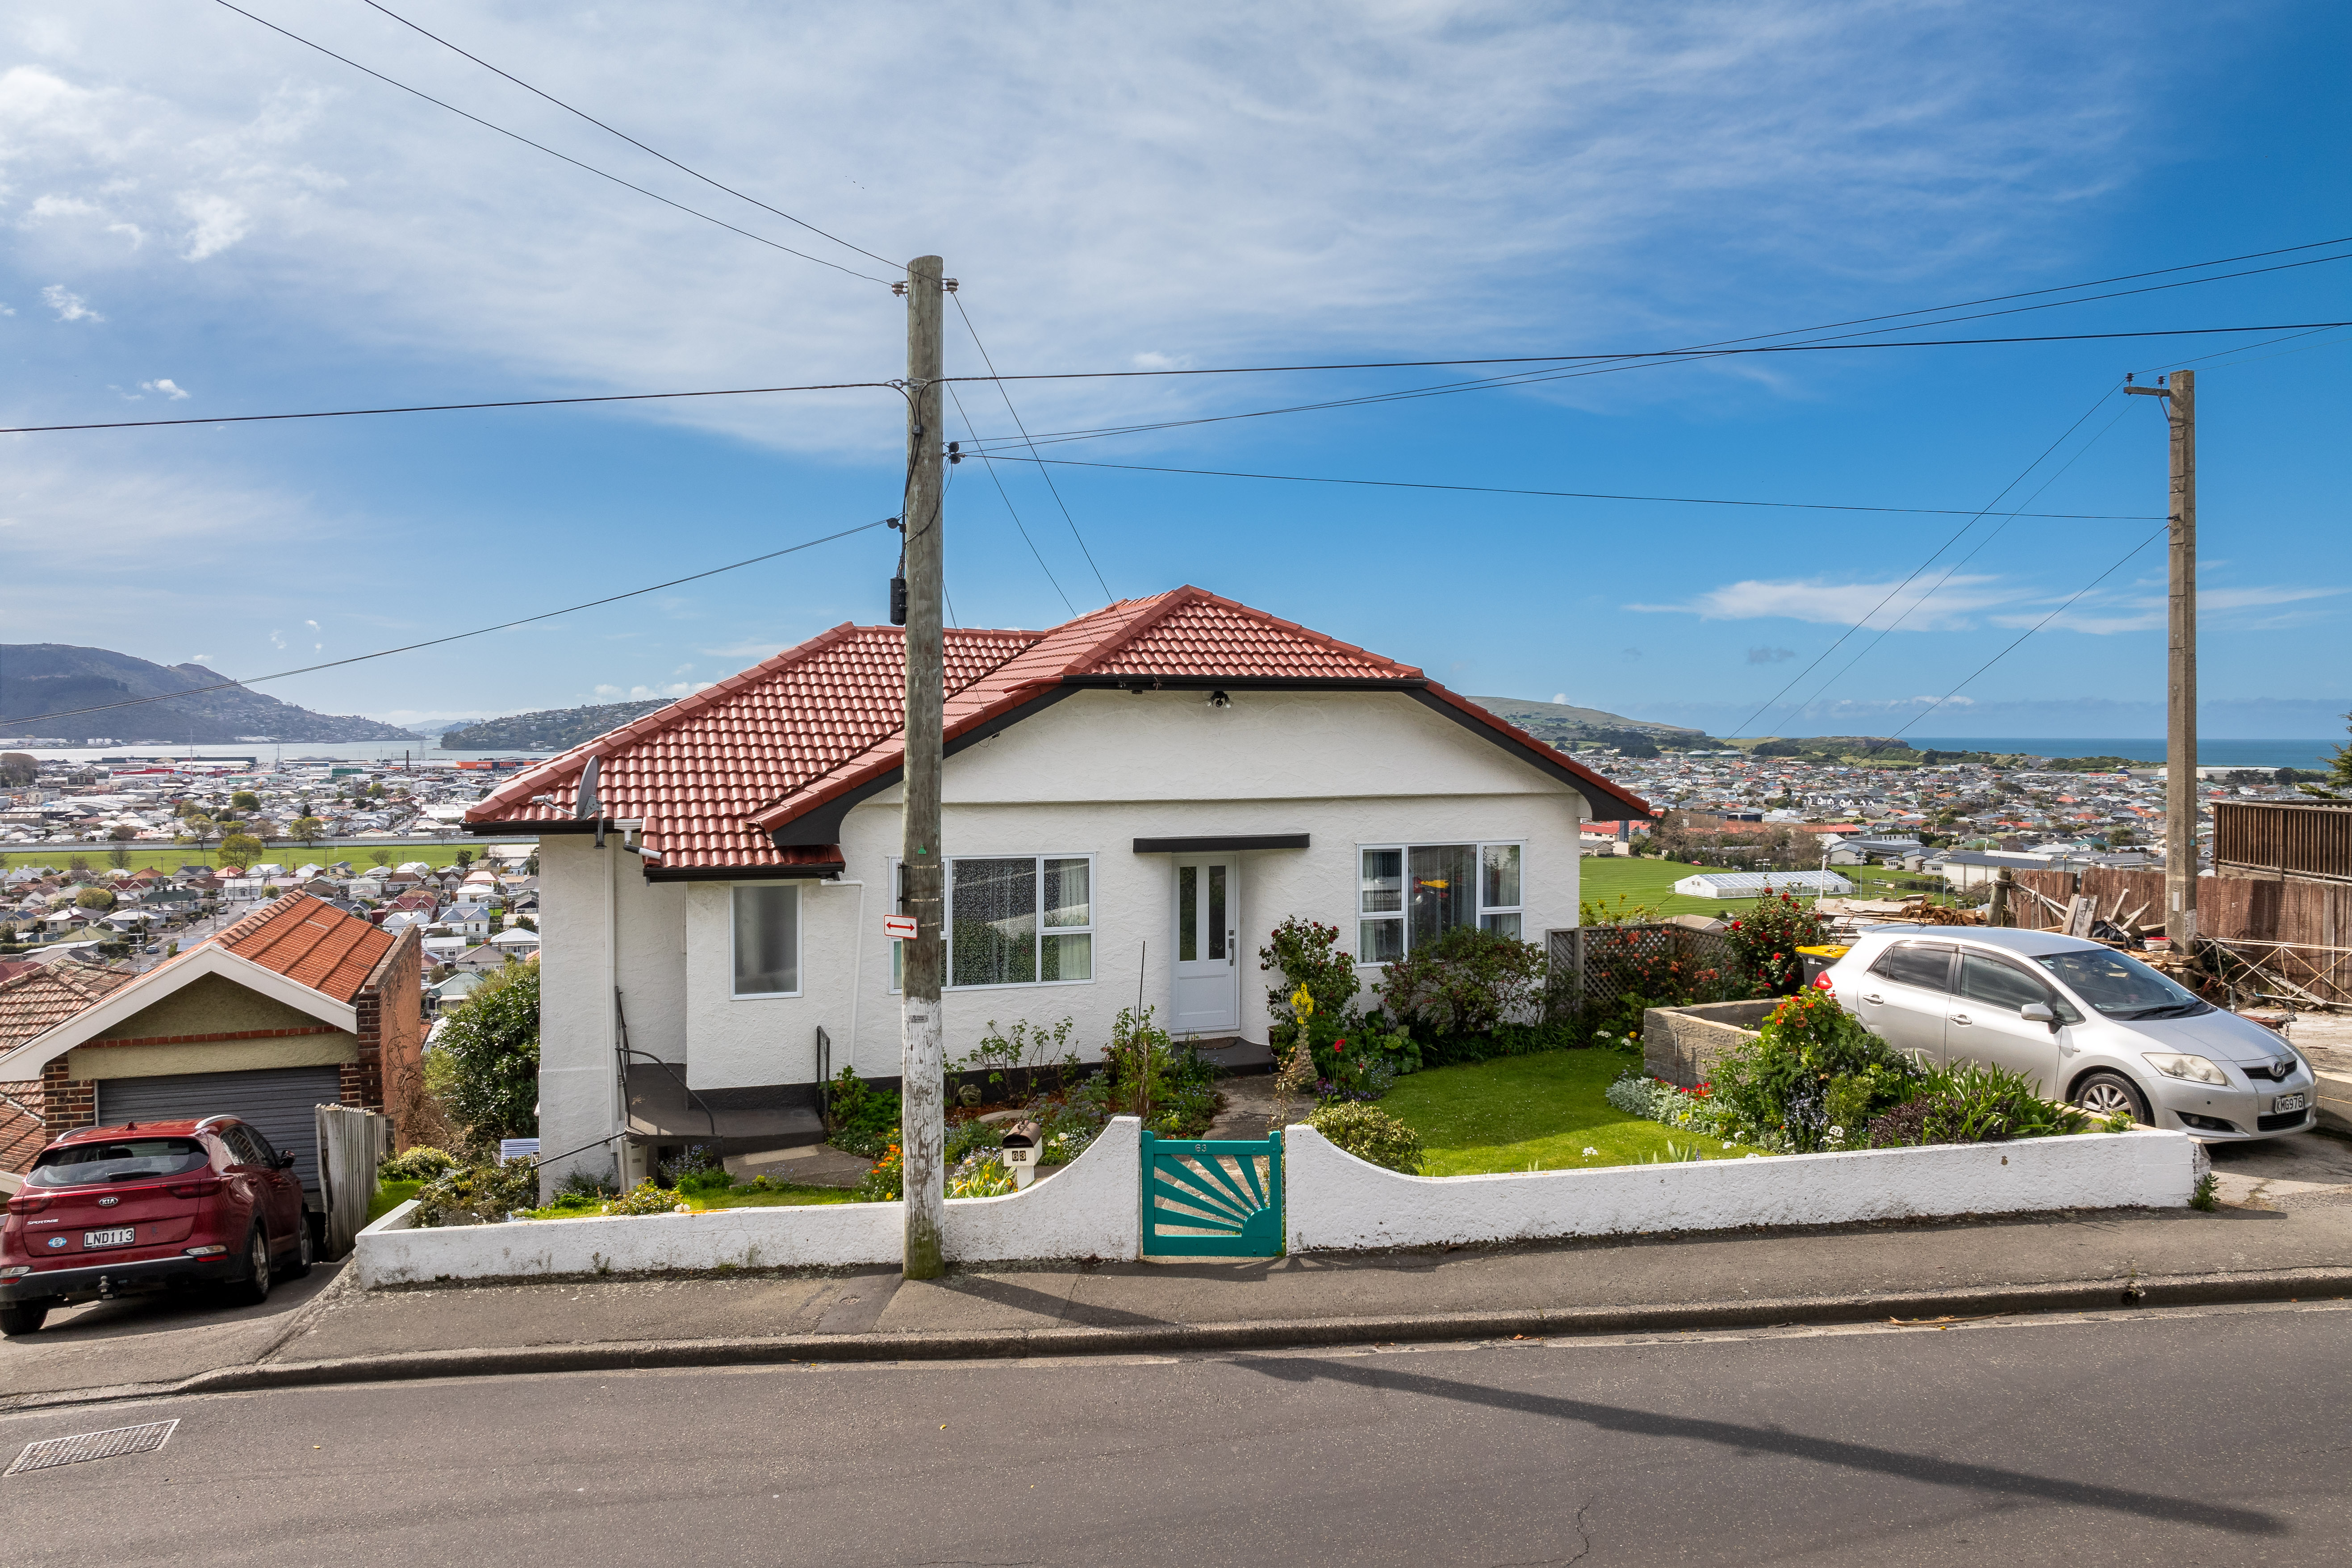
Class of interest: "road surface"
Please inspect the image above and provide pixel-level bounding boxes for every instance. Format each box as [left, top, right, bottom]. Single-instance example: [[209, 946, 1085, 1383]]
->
[[2, 1299, 2344, 1565]]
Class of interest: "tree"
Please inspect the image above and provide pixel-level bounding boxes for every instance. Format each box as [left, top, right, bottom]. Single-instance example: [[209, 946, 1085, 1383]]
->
[[368, 847, 394, 868], [220, 832, 265, 868], [2307, 711, 2352, 799], [433, 960, 540, 1142], [230, 790, 260, 811], [453, 848, 474, 868], [291, 815, 325, 845], [106, 845, 131, 870], [75, 886, 115, 911], [0, 753, 34, 786]]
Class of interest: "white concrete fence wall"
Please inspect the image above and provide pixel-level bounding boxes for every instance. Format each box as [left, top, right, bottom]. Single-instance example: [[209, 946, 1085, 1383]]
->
[[1282, 1124, 2199, 1253], [355, 1118, 1142, 1288], [353, 1115, 2200, 1288]]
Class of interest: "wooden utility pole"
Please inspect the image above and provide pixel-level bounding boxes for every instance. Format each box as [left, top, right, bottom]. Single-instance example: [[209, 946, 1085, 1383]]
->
[[899, 255, 948, 1279], [2127, 368, 2196, 943]]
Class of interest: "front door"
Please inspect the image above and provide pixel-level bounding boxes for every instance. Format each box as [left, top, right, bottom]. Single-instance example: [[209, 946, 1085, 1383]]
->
[[1170, 857, 1239, 1036]]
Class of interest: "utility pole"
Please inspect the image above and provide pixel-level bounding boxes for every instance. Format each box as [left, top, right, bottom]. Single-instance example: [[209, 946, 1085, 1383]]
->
[[2127, 368, 2196, 944], [898, 255, 948, 1279]]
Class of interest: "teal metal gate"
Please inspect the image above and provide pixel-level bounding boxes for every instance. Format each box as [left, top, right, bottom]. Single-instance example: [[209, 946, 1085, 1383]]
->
[[1141, 1130, 1283, 1257]]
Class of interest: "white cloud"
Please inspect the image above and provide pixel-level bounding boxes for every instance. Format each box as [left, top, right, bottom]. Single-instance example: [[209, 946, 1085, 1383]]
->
[[175, 191, 247, 260], [138, 377, 189, 399], [39, 284, 100, 321], [0, 4, 2166, 454], [1550, 691, 1567, 704], [26, 194, 99, 221], [1987, 582, 2344, 635], [590, 680, 715, 702], [1629, 574, 2010, 631]]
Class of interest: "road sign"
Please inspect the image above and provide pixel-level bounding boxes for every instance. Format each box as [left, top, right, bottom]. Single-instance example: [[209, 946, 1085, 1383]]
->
[[883, 915, 918, 941]]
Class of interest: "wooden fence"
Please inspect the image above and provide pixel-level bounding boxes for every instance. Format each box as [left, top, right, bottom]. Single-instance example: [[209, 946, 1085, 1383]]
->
[[1997, 863, 2352, 1005], [317, 1101, 395, 1259]]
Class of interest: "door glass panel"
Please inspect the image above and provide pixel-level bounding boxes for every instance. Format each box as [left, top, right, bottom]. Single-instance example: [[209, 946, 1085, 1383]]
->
[[1960, 953, 2054, 1012], [1481, 844, 1521, 910], [950, 857, 1037, 987], [1178, 866, 1198, 962], [1408, 845, 1476, 950], [1208, 865, 1226, 960]]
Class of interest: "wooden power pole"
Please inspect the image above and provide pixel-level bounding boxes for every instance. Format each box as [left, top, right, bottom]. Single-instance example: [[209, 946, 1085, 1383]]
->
[[899, 255, 948, 1279], [2127, 368, 2196, 943]]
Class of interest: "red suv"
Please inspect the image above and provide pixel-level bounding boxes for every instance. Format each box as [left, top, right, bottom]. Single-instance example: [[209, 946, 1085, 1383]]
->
[[0, 1116, 313, 1336]]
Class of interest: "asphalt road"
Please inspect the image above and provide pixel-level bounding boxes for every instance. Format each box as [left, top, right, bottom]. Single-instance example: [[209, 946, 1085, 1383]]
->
[[3, 1300, 2347, 1566]]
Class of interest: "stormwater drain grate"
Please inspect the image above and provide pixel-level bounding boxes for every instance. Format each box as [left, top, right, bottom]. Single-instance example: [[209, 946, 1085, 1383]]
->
[[6, 1420, 180, 1477]]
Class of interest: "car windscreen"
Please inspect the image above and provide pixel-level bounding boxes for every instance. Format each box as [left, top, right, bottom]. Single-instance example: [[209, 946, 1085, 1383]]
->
[[26, 1138, 211, 1189], [2033, 949, 2212, 1020]]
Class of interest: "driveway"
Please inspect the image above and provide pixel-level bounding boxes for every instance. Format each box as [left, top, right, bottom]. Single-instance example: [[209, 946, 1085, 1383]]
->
[[0, 1261, 347, 1403], [2206, 1128, 2352, 1211]]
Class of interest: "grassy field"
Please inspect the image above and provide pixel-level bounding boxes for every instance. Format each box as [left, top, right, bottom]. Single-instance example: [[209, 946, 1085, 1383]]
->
[[0, 843, 495, 875], [1382, 1050, 1762, 1172], [1577, 854, 1962, 918]]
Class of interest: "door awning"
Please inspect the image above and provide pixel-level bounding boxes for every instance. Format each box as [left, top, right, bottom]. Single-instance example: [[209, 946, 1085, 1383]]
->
[[1132, 834, 1309, 853]]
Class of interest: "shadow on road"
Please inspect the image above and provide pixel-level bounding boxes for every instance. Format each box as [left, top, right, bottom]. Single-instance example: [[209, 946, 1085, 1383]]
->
[[9, 1259, 344, 1346], [1232, 1351, 2283, 1536]]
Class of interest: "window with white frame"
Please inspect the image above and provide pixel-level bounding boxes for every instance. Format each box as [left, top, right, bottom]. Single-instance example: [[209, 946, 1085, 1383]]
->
[[731, 884, 802, 996], [891, 854, 1095, 990], [1358, 842, 1522, 962]]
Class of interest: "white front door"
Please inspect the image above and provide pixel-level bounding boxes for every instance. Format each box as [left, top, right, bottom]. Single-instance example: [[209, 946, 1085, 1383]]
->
[[1170, 857, 1240, 1036]]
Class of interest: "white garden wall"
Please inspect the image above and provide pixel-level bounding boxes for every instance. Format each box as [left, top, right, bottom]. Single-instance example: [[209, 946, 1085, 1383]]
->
[[1282, 1124, 2199, 1253], [354, 1119, 1141, 1288]]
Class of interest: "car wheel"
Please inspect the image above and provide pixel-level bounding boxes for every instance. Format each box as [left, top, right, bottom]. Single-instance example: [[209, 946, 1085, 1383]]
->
[[2074, 1070, 2150, 1125], [280, 1213, 315, 1279], [0, 1303, 48, 1336], [234, 1223, 273, 1306]]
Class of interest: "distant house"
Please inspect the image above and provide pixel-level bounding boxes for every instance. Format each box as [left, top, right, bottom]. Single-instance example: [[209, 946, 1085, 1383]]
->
[[1672, 870, 1854, 900]]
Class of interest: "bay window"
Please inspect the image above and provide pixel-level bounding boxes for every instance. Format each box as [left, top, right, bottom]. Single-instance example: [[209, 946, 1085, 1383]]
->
[[1358, 842, 1522, 961]]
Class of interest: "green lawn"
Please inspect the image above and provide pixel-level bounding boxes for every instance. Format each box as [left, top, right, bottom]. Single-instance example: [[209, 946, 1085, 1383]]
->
[[1579, 854, 1964, 918], [1382, 1050, 1761, 1173], [367, 1179, 422, 1224]]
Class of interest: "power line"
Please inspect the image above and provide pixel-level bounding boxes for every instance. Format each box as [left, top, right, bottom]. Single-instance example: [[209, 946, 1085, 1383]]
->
[[940, 380, 1077, 615], [952, 294, 1114, 603], [0, 378, 894, 435], [357, 0, 903, 275], [1855, 523, 2172, 753], [211, 0, 896, 286], [1724, 384, 2124, 739], [0, 518, 895, 729], [1780, 397, 2147, 718], [992, 454, 2162, 521]]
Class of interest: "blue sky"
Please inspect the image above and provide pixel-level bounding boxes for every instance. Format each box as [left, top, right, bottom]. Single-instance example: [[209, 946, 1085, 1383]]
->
[[3, 0, 2346, 739]]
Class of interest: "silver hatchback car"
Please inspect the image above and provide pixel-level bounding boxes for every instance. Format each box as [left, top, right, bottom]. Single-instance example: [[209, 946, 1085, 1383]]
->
[[1819, 926, 2315, 1142]]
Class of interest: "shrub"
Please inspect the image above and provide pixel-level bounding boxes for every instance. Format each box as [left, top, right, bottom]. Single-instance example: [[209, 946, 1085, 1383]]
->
[[555, 1166, 619, 1200], [413, 1157, 540, 1226], [434, 960, 541, 1141], [1306, 1102, 1425, 1175], [1418, 1018, 1585, 1069], [1721, 891, 1830, 997], [947, 1153, 1016, 1198], [1863, 1062, 2089, 1149], [1259, 916, 1362, 1028], [603, 1181, 684, 1216], [1375, 926, 1547, 1038], [379, 1145, 460, 1183], [855, 1144, 903, 1201], [1698, 991, 1923, 1152], [826, 1067, 902, 1159]]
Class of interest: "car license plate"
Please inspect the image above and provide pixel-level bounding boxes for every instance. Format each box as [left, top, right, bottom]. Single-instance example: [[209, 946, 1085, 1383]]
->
[[83, 1228, 135, 1249], [2274, 1093, 2307, 1114]]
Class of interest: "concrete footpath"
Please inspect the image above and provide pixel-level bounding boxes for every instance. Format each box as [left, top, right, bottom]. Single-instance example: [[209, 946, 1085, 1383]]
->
[[9, 1196, 2352, 1411]]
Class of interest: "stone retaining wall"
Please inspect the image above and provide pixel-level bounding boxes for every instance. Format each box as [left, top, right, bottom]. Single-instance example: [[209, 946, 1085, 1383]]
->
[[1642, 998, 1777, 1087]]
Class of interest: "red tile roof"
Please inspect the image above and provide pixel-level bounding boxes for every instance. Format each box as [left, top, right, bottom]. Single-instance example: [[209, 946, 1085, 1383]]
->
[[213, 894, 396, 1004], [0, 963, 138, 1056], [0, 1079, 45, 1176], [467, 585, 1651, 869]]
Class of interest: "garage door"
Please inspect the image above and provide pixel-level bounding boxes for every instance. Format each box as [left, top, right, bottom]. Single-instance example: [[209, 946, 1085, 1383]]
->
[[96, 1067, 345, 1201]]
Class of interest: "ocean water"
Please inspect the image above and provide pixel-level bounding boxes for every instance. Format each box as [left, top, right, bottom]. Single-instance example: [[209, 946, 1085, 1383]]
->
[[1912, 738, 2339, 771]]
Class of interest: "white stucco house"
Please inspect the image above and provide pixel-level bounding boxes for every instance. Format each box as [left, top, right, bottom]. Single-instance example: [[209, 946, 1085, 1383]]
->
[[465, 587, 1650, 1192]]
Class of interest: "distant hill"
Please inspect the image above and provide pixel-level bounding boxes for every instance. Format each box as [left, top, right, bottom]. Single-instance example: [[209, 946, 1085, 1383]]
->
[[1463, 695, 1720, 757], [0, 644, 418, 744], [440, 698, 676, 752]]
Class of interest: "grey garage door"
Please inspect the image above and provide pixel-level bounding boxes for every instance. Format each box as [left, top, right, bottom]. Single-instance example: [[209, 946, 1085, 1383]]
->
[[96, 1067, 344, 1201]]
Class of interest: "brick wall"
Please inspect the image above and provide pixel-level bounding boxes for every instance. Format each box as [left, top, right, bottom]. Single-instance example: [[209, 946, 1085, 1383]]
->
[[359, 928, 427, 1145], [40, 1059, 95, 1135]]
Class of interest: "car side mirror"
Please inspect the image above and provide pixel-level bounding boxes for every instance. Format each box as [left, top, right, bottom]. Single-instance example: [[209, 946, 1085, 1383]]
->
[[2019, 1002, 2055, 1025], [273, 1151, 297, 1171]]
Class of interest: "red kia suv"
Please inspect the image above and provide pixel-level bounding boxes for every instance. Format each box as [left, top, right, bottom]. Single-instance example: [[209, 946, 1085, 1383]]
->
[[0, 1116, 313, 1336]]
